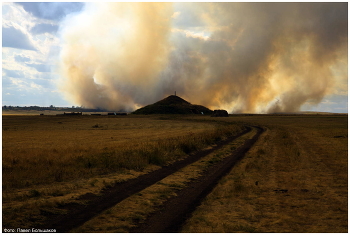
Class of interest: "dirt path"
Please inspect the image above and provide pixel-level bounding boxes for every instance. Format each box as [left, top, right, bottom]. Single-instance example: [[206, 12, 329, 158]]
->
[[41, 126, 256, 232], [131, 126, 264, 233]]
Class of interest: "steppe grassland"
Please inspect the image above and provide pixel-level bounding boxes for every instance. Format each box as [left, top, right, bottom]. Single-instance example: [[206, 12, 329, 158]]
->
[[2, 115, 243, 199], [2, 114, 244, 228], [3, 115, 241, 189], [71, 128, 259, 232], [3, 114, 347, 232], [182, 115, 348, 233]]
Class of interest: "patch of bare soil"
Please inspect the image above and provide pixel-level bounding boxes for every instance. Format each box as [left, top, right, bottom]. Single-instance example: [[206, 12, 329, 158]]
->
[[39, 126, 254, 232]]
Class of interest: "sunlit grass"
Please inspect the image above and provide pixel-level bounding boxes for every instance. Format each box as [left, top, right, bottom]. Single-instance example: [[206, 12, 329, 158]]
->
[[71, 128, 256, 232], [2, 115, 242, 190], [2, 114, 243, 229], [181, 115, 348, 233]]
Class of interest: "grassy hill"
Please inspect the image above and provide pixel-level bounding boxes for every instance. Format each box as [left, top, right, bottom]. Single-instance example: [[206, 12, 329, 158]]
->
[[132, 95, 213, 115]]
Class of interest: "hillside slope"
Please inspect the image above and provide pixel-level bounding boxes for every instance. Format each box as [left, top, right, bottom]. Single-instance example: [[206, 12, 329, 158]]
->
[[133, 95, 213, 115]]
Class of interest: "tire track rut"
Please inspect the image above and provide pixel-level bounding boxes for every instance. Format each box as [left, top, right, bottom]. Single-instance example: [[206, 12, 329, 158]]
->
[[131, 126, 264, 233], [43, 126, 253, 232]]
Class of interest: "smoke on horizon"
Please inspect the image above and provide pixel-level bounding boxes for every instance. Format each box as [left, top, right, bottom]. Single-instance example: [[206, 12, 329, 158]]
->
[[58, 2, 348, 113]]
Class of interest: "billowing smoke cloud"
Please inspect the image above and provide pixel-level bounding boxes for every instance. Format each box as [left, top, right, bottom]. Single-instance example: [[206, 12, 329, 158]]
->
[[58, 2, 347, 113]]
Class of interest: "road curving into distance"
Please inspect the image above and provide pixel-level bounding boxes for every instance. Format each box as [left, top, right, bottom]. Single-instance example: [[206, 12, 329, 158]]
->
[[43, 125, 264, 232]]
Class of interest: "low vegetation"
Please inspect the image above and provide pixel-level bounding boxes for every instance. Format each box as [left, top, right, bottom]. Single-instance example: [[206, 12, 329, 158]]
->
[[2, 114, 243, 229], [2, 113, 347, 232], [181, 115, 348, 233], [72, 129, 257, 232], [2, 115, 241, 190]]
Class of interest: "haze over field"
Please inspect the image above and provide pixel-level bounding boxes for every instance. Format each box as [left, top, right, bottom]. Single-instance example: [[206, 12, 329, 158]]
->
[[2, 2, 348, 113]]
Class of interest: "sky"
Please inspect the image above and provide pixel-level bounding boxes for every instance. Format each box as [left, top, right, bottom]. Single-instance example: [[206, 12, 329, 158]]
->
[[2, 2, 348, 113]]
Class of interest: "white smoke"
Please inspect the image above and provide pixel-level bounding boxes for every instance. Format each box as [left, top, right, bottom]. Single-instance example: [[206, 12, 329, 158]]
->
[[58, 2, 348, 113]]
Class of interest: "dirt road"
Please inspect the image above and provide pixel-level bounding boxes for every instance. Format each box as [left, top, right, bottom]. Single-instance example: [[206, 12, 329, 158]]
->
[[132, 126, 264, 232], [42, 126, 264, 232]]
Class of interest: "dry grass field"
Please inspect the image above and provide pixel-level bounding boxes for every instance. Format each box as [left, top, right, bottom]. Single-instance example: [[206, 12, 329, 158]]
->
[[2, 115, 230, 188], [2, 114, 242, 228], [182, 115, 348, 233], [2, 113, 347, 232], [71, 127, 258, 232]]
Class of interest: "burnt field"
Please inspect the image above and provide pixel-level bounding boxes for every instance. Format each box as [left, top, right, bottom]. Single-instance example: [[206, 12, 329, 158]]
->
[[2, 113, 348, 232]]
